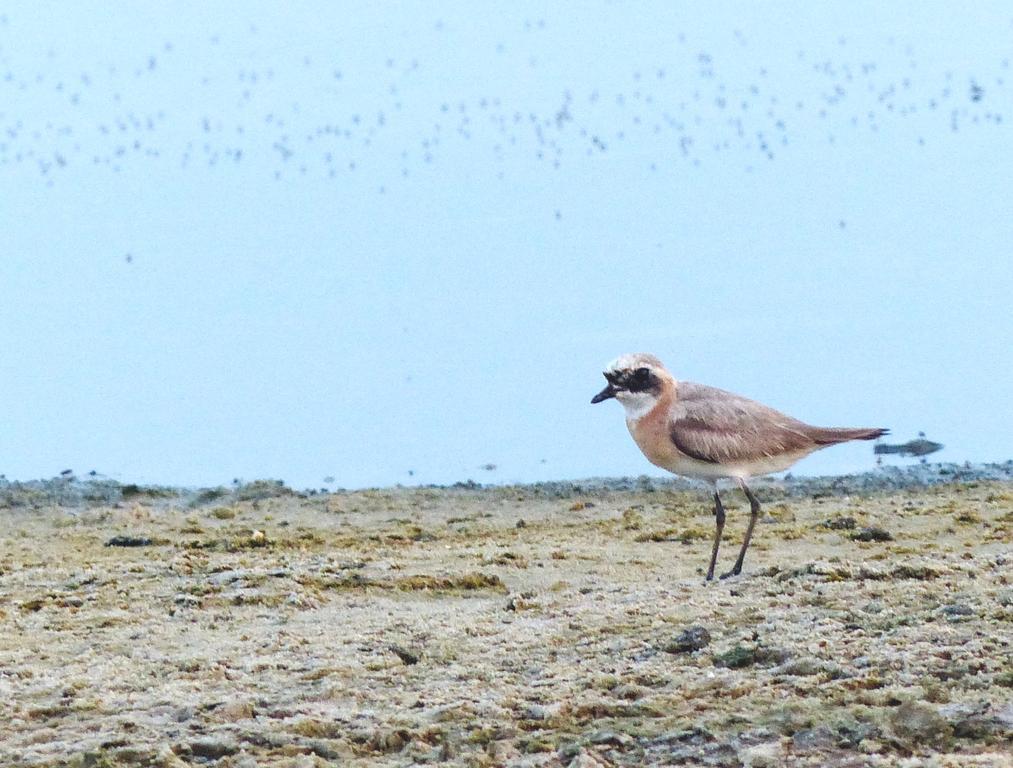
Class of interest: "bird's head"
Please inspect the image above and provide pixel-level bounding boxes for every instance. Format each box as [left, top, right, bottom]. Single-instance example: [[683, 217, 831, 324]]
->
[[591, 353, 672, 419]]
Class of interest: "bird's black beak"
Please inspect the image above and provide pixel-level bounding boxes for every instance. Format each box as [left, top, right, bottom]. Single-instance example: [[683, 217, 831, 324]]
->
[[591, 383, 618, 404]]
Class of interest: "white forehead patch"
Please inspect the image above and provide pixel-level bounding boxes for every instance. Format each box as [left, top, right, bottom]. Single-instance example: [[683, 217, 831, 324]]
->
[[605, 353, 661, 374]]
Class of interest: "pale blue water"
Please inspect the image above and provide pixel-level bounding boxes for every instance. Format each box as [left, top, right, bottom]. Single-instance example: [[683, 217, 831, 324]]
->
[[1, 2, 1011, 488]]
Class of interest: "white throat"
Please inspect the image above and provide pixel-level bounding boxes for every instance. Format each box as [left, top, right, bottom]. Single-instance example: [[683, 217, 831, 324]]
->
[[615, 391, 658, 422]]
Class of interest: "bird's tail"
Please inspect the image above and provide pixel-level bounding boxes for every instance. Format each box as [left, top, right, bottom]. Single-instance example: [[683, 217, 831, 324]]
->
[[810, 426, 889, 445]]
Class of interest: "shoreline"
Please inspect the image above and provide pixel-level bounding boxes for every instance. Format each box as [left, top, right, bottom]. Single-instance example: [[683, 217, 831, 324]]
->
[[1, 460, 1011, 511]]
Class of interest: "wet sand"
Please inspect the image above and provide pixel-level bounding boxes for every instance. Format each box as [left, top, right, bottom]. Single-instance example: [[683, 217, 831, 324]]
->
[[1, 467, 1011, 767]]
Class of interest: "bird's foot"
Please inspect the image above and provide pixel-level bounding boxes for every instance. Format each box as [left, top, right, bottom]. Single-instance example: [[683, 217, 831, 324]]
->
[[719, 567, 742, 580]]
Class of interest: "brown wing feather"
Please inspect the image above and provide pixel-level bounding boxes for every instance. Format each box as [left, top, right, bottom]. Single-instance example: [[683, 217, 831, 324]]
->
[[669, 382, 818, 464]]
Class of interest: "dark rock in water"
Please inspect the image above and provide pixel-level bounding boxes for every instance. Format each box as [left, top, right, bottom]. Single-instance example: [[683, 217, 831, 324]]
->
[[888, 701, 952, 749], [663, 626, 711, 654], [105, 535, 154, 547], [820, 515, 856, 530], [851, 527, 893, 542]]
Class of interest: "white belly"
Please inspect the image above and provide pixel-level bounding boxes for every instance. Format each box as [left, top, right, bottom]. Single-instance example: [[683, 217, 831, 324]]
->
[[655, 450, 811, 481]]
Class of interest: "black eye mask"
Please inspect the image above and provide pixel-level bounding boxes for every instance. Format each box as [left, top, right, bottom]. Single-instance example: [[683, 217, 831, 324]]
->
[[626, 367, 656, 392]]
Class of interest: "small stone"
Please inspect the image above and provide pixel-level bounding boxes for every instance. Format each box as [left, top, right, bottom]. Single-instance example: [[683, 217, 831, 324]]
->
[[188, 738, 239, 759], [995, 701, 1013, 729], [792, 726, 835, 752], [105, 535, 154, 547], [738, 741, 782, 768], [217, 700, 256, 722], [940, 603, 974, 621], [154, 745, 188, 768], [611, 683, 647, 700], [859, 739, 884, 754], [557, 742, 583, 761], [851, 527, 893, 542], [567, 749, 610, 768], [821, 516, 856, 530], [207, 570, 242, 586], [389, 644, 419, 665], [889, 701, 952, 749], [523, 703, 558, 721], [862, 600, 885, 614], [588, 730, 631, 746], [772, 657, 824, 677], [173, 706, 194, 722], [368, 727, 412, 753], [939, 702, 1006, 739], [837, 721, 877, 746], [713, 644, 786, 669], [285, 591, 318, 608], [663, 626, 711, 654]]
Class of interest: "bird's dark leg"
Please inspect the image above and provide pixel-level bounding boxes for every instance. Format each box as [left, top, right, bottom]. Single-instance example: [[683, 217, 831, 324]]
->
[[706, 490, 725, 582], [722, 480, 761, 578]]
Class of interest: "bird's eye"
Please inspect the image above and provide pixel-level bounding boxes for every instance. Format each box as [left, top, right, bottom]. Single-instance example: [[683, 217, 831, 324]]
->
[[635, 367, 650, 379]]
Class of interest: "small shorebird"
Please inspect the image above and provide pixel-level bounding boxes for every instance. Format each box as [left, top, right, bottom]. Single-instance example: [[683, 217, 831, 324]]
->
[[592, 353, 887, 580]]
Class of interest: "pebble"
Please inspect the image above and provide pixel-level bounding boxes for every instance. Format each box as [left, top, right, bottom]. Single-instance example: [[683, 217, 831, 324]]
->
[[738, 741, 783, 767], [940, 603, 975, 622], [105, 535, 154, 547], [217, 700, 256, 722], [791, 726, 835, 752], [187, 737, 239, 759], [770, 657, 826, 677], [939, 702, 1009, 739], [851, 527, 894, 542], [713, 644, 787, 669], [821, 516, 857, 530], [154, 744, 188, 768], [389, 644, 420, 665], [888, 700, 952, 749], [663, 626, 711, 653], [566, 749, 611, 768]]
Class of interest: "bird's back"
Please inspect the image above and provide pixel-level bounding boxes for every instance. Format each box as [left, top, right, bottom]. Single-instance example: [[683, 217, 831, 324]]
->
[[666, 381, 886, 470]]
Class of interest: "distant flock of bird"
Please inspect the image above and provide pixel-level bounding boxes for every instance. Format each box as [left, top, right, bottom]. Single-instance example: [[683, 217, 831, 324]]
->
[[0, 13, 1009, 189]]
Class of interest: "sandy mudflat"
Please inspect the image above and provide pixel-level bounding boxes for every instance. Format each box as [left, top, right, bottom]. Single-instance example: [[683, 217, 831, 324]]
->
[[0, 467, 1011, 767]]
